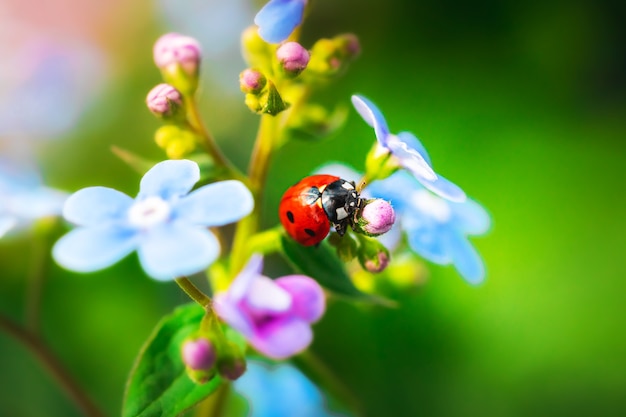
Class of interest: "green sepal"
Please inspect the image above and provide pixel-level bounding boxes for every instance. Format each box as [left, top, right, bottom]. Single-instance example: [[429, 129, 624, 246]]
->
[[279, 234, 391, 305], [364, 141, 398, 183], [111, 146, 160, 175], [122, 303, 223, 417], [161, 64, 198, 97], [262, 81, 288, 115]]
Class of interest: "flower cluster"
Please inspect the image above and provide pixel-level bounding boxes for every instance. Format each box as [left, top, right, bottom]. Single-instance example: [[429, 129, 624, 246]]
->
[[1, 0, 492, 416]]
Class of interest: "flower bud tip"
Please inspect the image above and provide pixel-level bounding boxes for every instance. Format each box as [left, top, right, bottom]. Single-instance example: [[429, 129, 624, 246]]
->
[[182, 338, 216, 371], [276, 42, 310, 75], [146, 83, 182, 117]]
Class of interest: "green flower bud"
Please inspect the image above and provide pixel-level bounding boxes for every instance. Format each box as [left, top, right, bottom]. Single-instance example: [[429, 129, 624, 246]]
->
[[216, 341, 247, 381], [356, 235, 391, 273], [154, 125, 198, 159]]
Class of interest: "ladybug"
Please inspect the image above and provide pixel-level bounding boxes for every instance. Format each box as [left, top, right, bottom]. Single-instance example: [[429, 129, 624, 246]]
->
[[279, 174, 363, 246]]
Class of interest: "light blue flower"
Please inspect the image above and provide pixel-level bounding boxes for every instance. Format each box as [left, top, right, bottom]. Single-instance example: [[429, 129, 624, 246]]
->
[[234, 360, 344, 417], [254, 0, 307, 44], [52, 160, 253, 281], [0, 160, 67, 238], [369, 171, 490, 284], [351, 94, 466, 203]]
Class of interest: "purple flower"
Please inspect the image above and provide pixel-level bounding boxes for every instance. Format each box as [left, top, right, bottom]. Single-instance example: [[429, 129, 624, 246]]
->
[[369, 172, 490, 284], [351, 94, 466, 203], [254, 0, 307, 44], [52, 160, 253, 280], [214, 255, 325, 359]]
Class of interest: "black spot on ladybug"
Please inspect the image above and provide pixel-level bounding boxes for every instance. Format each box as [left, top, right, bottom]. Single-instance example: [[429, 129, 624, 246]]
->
[[304, 228, 316, 237], [286, 211, 295, 223]]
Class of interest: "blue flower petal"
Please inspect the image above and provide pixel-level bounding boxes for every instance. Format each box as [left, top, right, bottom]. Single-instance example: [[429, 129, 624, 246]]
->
[[396, 131, 431, 166], [137, 222, 219, 280], [451, 199, 491, 235], [254, 0, 306, 44], [421, 173, 467, 203], [52, 225, 138, 273], [63, 186, 133, 226], [0, 216, 17, 237], [235, 361, 334, 417], [351, 95, 390, 146], [445, 231, 485, 285], [405, 223, 451, 265], [386, 134, 437, 181], [176, 180, 253, 226], [138, 160, 200, 200]]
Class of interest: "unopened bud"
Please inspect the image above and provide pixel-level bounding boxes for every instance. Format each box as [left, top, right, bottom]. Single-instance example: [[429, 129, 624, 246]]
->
[[146, 83, 183, 117], [153, 33, 201, 76], [216, 342, 247, 380], [276, 42, 310, 76], [182, 338, 216, 371], [154, 125, 198, 159], [336, 33, 361, 59], [363, 250, 390, 273], [358, 199, 395, 236], [239, 69, 266, 94], [153, 33, 201, 95]]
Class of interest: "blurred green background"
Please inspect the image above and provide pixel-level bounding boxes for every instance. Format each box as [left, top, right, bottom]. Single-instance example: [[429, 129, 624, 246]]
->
[[1, 0, 625, 416]]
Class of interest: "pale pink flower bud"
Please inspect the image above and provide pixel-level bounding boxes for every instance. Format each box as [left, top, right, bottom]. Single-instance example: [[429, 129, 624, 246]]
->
[[146, 83, 182, 117], [182, 338, 216, 371], [153, 33, 201, 76], [361, 199, 395, 236], [276, 41, 310, 75], [239, 68, 266, 94]]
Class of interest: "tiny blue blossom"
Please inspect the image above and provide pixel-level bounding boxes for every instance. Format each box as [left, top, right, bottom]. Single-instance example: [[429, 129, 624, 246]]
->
[[234, 360, 344, 417], [369, 171, 490, 284], [254, 0, 307, 44], [52, 159, 253, 281], [0, 160, 67, 238], [351, 94, 466, 203]]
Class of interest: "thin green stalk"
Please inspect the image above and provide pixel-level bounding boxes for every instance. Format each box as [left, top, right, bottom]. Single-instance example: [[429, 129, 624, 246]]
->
[[174, 277, 212, 308], [0, 315, 105, 417], [230, 114, 280, 274], [193, 381, 232, 417], [186, 97, 248, 184], [25, 233, 48, 333]]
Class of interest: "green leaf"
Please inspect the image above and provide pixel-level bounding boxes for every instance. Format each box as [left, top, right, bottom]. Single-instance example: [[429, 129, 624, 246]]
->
[[122, 303, 222, 417], [280, 235, 391, 305]]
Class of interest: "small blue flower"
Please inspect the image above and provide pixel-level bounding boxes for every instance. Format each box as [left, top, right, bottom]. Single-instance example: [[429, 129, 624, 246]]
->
[[0, 159, 67, 238], [234, 360, 344, 417], [52, 159, 253, 281], [369, 172, 490, 284], [351, 94, 466, 203], [254, 0, 307, 44]]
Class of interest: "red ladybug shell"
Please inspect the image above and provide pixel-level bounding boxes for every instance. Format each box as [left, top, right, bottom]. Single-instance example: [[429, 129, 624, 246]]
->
[[279, 175, 339, 246]]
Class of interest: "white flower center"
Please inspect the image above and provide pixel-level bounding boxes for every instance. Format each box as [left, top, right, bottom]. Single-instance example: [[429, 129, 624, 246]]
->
[[128, 196, 172, 228], [412, 189, 451, 223]]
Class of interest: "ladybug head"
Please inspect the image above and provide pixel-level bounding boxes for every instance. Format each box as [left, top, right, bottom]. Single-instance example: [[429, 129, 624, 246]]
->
[[321, 178, 363, 236]]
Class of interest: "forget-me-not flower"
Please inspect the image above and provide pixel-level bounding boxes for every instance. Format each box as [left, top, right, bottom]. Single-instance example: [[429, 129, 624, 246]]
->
[[0, 159, 67, 238], [369, 171, 490, 284], [52, 159, 253, 281], [214, 255, 325, 359], [254, 0, 307, 44], [351, 94, 466, 203], [234, 360, 343, 417]]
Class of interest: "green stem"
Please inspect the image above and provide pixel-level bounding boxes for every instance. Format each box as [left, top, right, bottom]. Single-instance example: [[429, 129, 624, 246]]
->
[[25, 232, 48, 333], [174, 277, 212, 308], [230, 114, 280, 274], [0, 315, 105, 417], [186, 97, 248, 184]]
